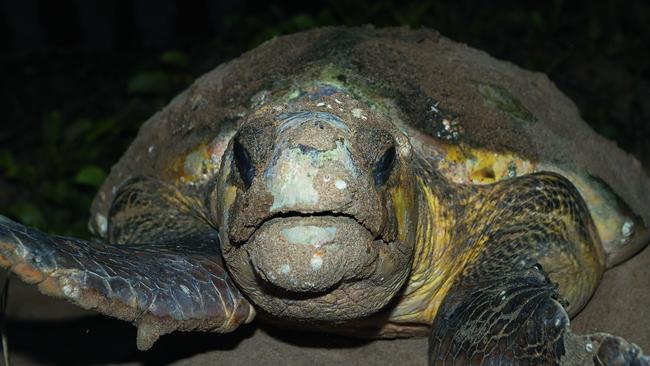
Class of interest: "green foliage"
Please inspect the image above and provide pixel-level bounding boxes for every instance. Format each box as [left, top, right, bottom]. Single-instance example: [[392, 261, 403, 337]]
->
[[74, 165, 106, 188], [127, 71, 173, 95], [249, 13, 328, 47], [390, 2, 431, 27], [2, 47, 197, 238], [0, 151, 37, 185], [244, 2, 438, 48], [7, 202, 46, 229], [161, 50, 190, 68], [1, 112, 116, 236], [128, 50, 193, 95]]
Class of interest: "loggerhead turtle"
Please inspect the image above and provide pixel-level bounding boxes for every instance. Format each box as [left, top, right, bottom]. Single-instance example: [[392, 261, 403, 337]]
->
[[1, 27, 649, 365]]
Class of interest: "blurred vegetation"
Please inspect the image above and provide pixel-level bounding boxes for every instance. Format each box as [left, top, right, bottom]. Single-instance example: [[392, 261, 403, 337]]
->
[[1, 48, 197, 236], [0, 0, 648, 238]]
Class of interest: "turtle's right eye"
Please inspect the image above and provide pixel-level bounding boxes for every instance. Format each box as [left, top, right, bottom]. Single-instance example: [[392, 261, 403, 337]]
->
[[373, 146, 396, 186], [233, 139, 255, 188]]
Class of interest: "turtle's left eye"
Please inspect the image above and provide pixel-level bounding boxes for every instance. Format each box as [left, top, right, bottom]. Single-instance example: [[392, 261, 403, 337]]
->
[[373, 146, 396, 186], [233, 139, 255, 188]]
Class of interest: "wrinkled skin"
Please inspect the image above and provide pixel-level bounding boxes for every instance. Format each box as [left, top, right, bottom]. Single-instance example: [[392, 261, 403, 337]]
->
[[214, 85, 419, 321]]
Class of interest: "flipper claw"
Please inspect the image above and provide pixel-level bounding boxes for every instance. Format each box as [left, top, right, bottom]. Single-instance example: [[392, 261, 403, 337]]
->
[[587, 333, 649, 366]]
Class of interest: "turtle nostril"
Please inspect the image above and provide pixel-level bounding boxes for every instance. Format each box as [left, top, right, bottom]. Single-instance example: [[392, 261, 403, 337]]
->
[[373, 146, 396, 186], [233, 139, 255, 188]]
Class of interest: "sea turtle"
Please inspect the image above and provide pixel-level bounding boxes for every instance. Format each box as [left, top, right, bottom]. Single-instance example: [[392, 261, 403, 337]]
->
[[1, 26, 649, 365]]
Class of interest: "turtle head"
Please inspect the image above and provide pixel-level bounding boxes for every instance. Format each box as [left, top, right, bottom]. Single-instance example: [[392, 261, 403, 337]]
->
[[214, 86, 419, 321]]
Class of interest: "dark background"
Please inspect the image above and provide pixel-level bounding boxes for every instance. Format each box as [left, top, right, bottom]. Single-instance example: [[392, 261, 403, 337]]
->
[[0, 0, 649, 238], [0, 1, 649, 365]]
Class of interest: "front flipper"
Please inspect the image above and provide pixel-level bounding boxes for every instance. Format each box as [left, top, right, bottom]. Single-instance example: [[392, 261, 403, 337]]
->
[[0, 215, 254, 351], [429, 173, 647, 365], [429, 263, 649, 365]]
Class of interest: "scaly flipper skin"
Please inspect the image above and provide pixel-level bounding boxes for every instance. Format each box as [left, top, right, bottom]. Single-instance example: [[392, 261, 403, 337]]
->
[[0, 177, 254, 350], [428, 173, 648, 365]]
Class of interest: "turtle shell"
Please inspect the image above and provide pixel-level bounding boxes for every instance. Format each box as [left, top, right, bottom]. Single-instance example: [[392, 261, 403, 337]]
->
[[91, 26, 650, 267]]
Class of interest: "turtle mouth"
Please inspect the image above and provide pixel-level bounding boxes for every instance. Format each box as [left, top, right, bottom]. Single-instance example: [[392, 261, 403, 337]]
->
[[228, 206, 386, 246], [240, 212, 385, 294], [251, 210, 384, 240]]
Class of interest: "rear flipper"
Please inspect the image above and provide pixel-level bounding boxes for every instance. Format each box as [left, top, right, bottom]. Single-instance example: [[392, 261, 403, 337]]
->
[[0, 215, 254, 350], [429, 264, 648, 365]]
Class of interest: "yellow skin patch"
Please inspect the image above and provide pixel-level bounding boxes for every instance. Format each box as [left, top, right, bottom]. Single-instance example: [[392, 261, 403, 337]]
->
[[167, 128, 237, 185], [427, 139, 535, 185], [388, 176, 468, 324], [167, 143, 211, 183], [390, 179, 415, 244]]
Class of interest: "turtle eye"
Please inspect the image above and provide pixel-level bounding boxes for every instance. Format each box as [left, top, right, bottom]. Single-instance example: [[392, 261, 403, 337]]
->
[[233, 139, 255, 188], [373, 146, 396, 186]]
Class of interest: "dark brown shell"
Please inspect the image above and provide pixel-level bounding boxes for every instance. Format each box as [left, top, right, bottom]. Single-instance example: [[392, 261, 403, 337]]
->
[[91, 26, 650, 265]]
